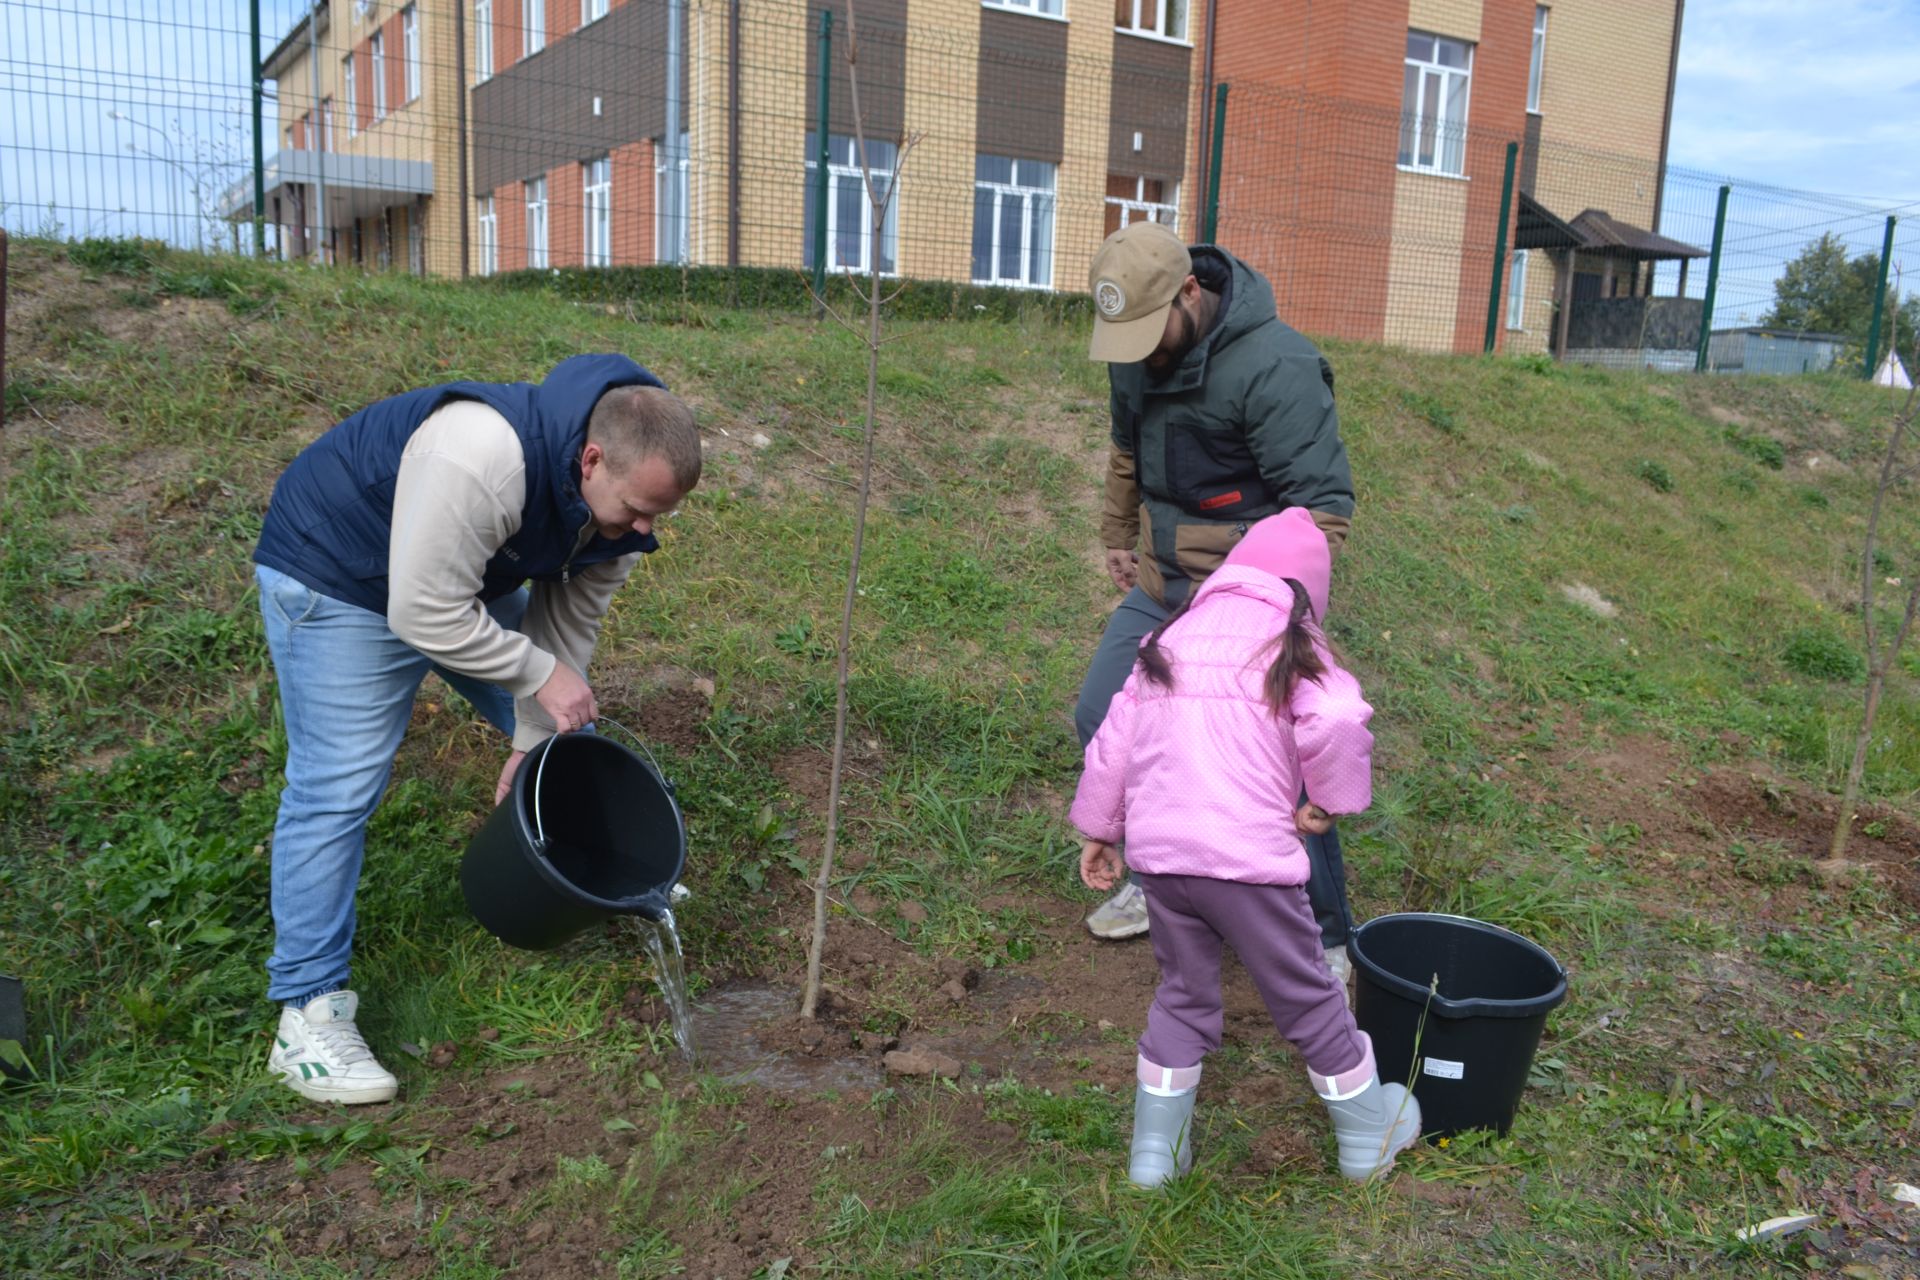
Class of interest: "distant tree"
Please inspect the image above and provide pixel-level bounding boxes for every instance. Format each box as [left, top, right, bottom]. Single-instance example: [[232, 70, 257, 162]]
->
[[1765, 232, 1920, 373]]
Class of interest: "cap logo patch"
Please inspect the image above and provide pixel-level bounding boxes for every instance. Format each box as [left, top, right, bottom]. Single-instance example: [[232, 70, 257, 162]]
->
[[1095, 279, 1126, 317]]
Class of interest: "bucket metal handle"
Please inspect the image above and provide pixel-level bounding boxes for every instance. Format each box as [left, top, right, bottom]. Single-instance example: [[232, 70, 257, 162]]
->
[[527, 717, 676, 856]]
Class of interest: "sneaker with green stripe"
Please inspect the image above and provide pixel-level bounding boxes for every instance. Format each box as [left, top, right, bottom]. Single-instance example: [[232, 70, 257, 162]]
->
[[269, 990, 398, 1105]]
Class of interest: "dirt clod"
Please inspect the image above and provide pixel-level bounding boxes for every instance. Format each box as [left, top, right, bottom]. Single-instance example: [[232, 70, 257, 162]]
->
[[883, 1046, 962, 1078]]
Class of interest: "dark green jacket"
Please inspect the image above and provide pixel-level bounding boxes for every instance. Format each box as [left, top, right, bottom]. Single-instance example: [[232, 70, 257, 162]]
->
[[1100, 246, 1355, 607]]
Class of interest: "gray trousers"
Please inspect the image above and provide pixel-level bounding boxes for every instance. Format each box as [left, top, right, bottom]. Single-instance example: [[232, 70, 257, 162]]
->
[[1074, 587, 1355, 950]]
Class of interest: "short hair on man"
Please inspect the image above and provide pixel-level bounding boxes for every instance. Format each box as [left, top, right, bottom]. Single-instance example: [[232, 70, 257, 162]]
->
[[587, 385, 702, 491]]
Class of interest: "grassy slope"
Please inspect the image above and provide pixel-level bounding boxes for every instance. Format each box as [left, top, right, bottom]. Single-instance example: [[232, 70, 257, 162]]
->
[[3, 238, 1917, 1278]]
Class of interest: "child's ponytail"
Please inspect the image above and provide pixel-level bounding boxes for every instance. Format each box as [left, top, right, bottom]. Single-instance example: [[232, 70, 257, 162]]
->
[[1135, 595, 1195, 690], [1261, 577, 1327, 715]]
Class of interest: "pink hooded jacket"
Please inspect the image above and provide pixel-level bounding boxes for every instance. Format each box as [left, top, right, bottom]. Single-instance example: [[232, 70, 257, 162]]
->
[[1069, 508, 1374, 886]]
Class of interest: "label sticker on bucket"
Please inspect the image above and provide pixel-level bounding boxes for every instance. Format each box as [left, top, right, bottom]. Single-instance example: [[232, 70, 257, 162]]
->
[[1423, 1057, 1466, 1080]]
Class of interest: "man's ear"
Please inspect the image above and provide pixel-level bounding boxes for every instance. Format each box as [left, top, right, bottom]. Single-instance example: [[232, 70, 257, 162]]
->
[[579, 440, 604, 479]]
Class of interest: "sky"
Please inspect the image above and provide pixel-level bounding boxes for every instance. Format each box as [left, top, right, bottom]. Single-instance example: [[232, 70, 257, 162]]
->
[[2, 0, 1917, 324]]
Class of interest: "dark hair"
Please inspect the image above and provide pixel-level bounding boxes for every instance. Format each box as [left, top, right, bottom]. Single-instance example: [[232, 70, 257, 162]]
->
[[587, 385, 703, 491], [1136, 577, 1327, 717]]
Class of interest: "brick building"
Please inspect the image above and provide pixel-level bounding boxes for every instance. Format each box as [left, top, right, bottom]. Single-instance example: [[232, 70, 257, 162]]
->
[[242, 1, 1689, 360]]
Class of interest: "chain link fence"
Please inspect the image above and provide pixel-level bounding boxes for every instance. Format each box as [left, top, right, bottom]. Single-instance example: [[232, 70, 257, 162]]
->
[[3, 0, 1916, 377]]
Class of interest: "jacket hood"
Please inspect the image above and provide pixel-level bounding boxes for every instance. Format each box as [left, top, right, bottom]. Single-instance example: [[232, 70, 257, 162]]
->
[[1217, 508, 1330, 623]]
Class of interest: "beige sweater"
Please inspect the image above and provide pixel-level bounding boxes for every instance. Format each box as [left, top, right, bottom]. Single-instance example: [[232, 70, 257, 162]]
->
[[387, 400, 637, 752]]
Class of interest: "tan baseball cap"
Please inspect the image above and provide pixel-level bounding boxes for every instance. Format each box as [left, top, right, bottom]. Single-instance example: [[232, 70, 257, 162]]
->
[[1087, 221, 1193, 363]]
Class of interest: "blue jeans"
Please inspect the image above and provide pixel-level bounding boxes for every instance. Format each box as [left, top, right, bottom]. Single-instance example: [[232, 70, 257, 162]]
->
[[256, 565, 525, 1004]]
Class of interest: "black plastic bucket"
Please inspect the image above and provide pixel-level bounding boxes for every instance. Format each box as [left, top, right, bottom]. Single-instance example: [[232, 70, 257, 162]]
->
[[1349, 912, 1567, 1139], [461, 730, 685, 950]]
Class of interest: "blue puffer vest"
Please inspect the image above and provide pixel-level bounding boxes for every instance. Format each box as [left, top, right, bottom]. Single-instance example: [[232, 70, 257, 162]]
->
[[254, 354, 665, 615]]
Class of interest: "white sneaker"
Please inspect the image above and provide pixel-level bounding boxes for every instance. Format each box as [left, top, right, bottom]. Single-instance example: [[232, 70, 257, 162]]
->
[[269, 991, 399, 1105], [1085, 880, 1151, 940]]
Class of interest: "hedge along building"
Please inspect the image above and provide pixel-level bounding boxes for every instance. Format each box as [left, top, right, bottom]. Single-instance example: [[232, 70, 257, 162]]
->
[[1201, 0, 1689, 355], [248, 1, 466, 276]]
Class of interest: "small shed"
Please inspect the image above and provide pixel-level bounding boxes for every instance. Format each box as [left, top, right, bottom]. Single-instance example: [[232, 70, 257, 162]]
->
[[1705, 328, 1848, 376]]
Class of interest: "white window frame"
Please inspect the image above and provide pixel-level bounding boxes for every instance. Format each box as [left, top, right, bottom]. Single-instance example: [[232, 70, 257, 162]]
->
[[370, 31, 387, 121], [1115, 0, 1188, 43], [1506, 249, 1529, 330], [1105, 174, 1177, 232], [477, 195, 498, 276], [583, 0, 610, 23], [525, 176, 548, 268], [982, 0, 1065, 19], [319, 98, 333, 151], [523, 0, 545, 57], [655, 134, 689, 264], [972, 156, 1057, 290], [1399, 31, 1472, 177], [343, 53, 358, 137], [475, 0, 493, 84], [402, 6, 421, 103], [1527, 7, 1548, 114], [805, 133, 901, 277], [584, 156, 612, 267]]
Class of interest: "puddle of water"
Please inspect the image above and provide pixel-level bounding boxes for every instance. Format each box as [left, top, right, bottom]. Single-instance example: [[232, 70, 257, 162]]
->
[[691, 984, 882, 1093], [639, 909, 697, 1061]]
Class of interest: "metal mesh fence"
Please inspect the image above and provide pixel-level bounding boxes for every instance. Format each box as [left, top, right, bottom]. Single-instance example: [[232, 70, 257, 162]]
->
[[2, 0, 1916, 376]]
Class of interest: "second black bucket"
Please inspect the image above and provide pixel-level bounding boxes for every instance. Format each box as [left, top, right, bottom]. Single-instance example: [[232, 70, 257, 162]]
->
[[1349, 912, 1567, 1139], [461, 731, 686, 950]]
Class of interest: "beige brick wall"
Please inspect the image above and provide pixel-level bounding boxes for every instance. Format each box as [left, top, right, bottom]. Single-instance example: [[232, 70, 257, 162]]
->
[[901, 0, 980, 281], [1407, 0, 1482, 42], [1532, 0, 1672, 227], [686, 0, 732, 265], [734, 4, 809, 268], [1384, 170, 1469, 352], [1054, 4, 1113, 292]]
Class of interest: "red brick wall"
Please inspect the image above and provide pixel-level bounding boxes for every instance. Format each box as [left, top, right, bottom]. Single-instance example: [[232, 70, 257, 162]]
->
[[292, 114, 308, 150], [384, 14, 406, 114], [355, 42, 375, 132], [496, 1, 522, 69], [547, 0, 574, 44], [611, 139, 653, 265], [1209, 0, 1407, 343], [549, 163, 583, 267]]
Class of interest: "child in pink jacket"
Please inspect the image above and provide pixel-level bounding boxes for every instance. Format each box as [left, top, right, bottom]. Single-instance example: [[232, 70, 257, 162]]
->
[[1071, 508, 1420, 1187]]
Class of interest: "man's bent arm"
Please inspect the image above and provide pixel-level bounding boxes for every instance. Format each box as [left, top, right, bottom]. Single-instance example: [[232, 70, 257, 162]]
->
[[510, 553, 639, 752], [387, 401, 556, 697]]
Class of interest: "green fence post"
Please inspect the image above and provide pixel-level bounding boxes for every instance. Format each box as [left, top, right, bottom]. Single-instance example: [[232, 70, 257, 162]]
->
[[251, 0, 266, 256], [1203, 82, 1228, 244], [1694, 184, 1731, 373], [1862, 215, 1898, 379], [1483, 140, 1518, 353], [810, 9, 833, 307]]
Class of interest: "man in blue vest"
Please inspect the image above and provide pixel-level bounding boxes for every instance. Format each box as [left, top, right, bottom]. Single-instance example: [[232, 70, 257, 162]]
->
[[252, 353, 701, 1104]]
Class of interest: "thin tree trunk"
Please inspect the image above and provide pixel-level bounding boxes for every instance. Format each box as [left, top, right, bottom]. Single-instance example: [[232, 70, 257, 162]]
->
[[1830, 385, 1918, 861], [801, 0, 903, 1019]]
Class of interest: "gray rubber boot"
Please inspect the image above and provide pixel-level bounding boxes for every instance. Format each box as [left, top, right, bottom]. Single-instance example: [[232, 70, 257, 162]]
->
[[1317, 1073, 1421, 1182], [1128, 1083, 1197, 1189]]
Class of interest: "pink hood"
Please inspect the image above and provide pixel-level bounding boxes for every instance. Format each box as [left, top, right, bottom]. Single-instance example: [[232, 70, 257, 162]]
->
[[1221, 507, 1330, 624]]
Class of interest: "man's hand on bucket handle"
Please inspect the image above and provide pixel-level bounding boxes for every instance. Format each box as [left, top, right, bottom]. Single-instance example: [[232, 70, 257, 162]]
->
[[494, 750, 526, 805], [535, 662, 598, 733]]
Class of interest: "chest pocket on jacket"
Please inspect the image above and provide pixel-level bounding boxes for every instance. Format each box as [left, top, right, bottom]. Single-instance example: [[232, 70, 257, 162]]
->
[[1162, 411, 1268, 517]]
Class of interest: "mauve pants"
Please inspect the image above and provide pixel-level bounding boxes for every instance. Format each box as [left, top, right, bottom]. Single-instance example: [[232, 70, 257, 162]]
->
[[1134, 871, 1367, 1078]]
